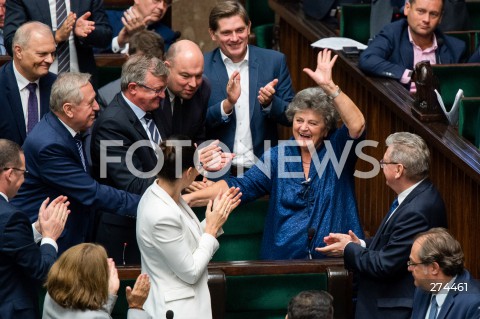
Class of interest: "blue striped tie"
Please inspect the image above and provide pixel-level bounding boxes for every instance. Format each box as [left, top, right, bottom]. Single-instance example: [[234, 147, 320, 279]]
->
[[428, 295, 438, 319], [56, 0, 70, 73], [74, 133, 87, 172], [144, 113, 161, 145]]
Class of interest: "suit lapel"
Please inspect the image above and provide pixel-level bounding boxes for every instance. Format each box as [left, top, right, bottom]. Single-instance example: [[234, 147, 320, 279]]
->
[[212, 49, 230, 99], [159, 93, 173, 137], [178, 198, 203, 239], [6, 63, 27, 142], [400, 24, 414, 70], [37, 0, 53, 28], [248, 46, 259, 122]]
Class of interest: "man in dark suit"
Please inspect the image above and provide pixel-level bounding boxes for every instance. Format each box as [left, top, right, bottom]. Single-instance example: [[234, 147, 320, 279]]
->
[[359, 0, 465, 89], [4, 0, 112, 87], [318, 132, 447, 319], [107, 0, 177, 53], [204, 1, 294, 176], [161, 39, 210, 145], [0, 138, 69, 319], [0, 22, 57, 146], [11, 72, 140, 254], [91, 55, 168, 264], [409, 228, 480, 319], [97, 29, 165, 109]]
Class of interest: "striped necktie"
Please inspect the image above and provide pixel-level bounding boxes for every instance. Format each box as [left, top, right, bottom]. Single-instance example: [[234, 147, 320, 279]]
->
[[428, 295, 438, 319], [74, 133, 87, 172], [56, 0, 70, 73], [144, 112, 161, 145]]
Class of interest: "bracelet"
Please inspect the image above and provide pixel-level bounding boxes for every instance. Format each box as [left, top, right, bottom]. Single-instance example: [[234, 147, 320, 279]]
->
[[327, 86, 341, 100]]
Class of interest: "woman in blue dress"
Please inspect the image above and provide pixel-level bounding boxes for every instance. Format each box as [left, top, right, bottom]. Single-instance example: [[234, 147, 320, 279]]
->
[[185, 49, 366, 259]]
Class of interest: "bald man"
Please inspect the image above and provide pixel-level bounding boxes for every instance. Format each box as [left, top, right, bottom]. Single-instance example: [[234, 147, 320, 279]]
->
[[156, 39, 211, 144]]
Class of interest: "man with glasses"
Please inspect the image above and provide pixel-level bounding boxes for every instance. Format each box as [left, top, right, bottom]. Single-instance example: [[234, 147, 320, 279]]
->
[[0, 138, 69, 319], [317, 132, 447, 319], [359, 0, 465, 91], [409, 228, 480, 319], [91, 55, 168, 264], [107, 0, 178, 53]]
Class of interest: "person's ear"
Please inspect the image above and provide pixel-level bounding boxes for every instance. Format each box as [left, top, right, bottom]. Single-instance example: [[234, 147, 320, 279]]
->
[[62, 103, 74, 118]]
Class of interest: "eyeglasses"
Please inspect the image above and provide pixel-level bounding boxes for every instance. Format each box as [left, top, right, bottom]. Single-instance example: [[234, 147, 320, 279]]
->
[[379, 159, 406, 169], [136, 83, 167, 95], [407, 260, 429, 267], [2, 167, 29, 176]]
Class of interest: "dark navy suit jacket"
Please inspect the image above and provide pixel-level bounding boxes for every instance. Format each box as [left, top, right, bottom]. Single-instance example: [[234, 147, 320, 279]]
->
[[11, 112, 140, 254], [203, 45, 294, 159], [411, 270, 480, 319], [0, 61, 56, 146], [343, 179, 447, 319], [4, 0, 112, 86], [359, 19, 466, 81], [0, 197, 57, 319]]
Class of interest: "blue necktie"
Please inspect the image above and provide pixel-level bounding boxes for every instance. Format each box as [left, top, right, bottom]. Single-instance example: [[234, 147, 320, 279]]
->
[[144, 113, 161, 145], [74, 133, 87, 172], [387, 198, 399, 219], [26, 83, 39, 134], [56, 0, 70, 73], [428, 295, 438, 319]]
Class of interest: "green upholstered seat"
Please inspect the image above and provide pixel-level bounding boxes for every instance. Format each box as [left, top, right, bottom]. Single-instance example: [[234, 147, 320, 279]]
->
[[432, 64, 480, 111], [466, 2, 480, 30], [458, 98, 480, 148], [224, 273, 327, 319], [110, 279, 136, 319], [193, 199, 269, 261], [445, 31, 474, 57], [340, 4, 371, 45], [253, 23, 275, 49], [245, 0, 275, 28]]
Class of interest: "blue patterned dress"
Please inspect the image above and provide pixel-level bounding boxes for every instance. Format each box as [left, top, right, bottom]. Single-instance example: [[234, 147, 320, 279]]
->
[[228, 125, 365, 259]]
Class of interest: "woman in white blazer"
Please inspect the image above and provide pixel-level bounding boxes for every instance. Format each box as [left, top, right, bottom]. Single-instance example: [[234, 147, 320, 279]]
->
[[43, 243, 151, 319], [137, 139, 241, 319]]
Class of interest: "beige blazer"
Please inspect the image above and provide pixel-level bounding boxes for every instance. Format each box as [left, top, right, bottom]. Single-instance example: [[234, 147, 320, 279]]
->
[[136, 181, 219, 319]]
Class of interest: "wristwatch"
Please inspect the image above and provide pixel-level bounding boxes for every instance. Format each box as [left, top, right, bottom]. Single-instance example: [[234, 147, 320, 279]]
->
[[327, 86, 341, 100]]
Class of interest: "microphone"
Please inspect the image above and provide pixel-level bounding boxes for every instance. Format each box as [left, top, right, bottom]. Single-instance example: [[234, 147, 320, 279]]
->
[[166, 310, 174, 319], [308, 227, 315, 259]]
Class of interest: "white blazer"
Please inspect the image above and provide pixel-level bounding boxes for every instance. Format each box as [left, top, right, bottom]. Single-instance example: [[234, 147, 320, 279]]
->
[[136, 181, 219, 319]]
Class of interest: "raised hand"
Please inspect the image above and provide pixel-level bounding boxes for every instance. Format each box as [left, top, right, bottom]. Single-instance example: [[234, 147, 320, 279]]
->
[[74, 12, 96, 38], [107, 258, 120, 296], [258, 78, 278, 106], [118, 7, 147, 47], [126, 273, 150, 310], [205, 187, 241, 237], [55, 12, 76, 43], [303, 48, 338, 93], [198, 140, 235, 172], [38, 195, 70, 241], [223, 71, 241, 114]]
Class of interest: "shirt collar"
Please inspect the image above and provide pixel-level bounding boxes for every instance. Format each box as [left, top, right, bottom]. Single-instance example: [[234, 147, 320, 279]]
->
[[220, 46, 249, 65], [0, 192, 8, 202], [13, 60, 40, 90], [397, 178, 425, 205], [121, 92, 147, 120], [57, 116, 78, 138], [407, 27, 438, 51], [435, 275, 457, 308]]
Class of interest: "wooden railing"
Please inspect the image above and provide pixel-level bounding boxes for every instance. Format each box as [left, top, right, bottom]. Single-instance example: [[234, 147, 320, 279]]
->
[[269, 0, 480, 278]]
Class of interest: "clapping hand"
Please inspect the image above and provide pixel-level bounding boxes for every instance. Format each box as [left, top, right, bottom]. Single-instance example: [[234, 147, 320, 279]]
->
[[74, 12, 96, 38]]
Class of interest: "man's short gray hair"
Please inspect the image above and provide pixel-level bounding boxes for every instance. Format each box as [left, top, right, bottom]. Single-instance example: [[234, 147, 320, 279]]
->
[[50, 72, 92, 113], [120, 55, 168, 92], [385, 132, 430, 181]]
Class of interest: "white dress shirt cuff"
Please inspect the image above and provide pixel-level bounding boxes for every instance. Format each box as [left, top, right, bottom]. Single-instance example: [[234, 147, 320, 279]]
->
[[111, 36, 124, 53], [359, 239, 366, 248], [32, 223, 42, 244], [220, 100, 233, 120]]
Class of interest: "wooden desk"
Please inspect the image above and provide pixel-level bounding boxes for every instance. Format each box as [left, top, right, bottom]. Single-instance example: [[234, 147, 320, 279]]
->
[[270, 0, 480, 278]]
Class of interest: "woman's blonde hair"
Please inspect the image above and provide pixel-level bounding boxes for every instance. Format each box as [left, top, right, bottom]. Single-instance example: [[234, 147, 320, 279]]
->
[[45, 243, 109, 310]]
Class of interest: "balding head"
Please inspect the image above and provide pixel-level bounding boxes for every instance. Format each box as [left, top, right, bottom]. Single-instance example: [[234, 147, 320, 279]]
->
[[12, 22, 56, 82], [165, 40, 204, 100]]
